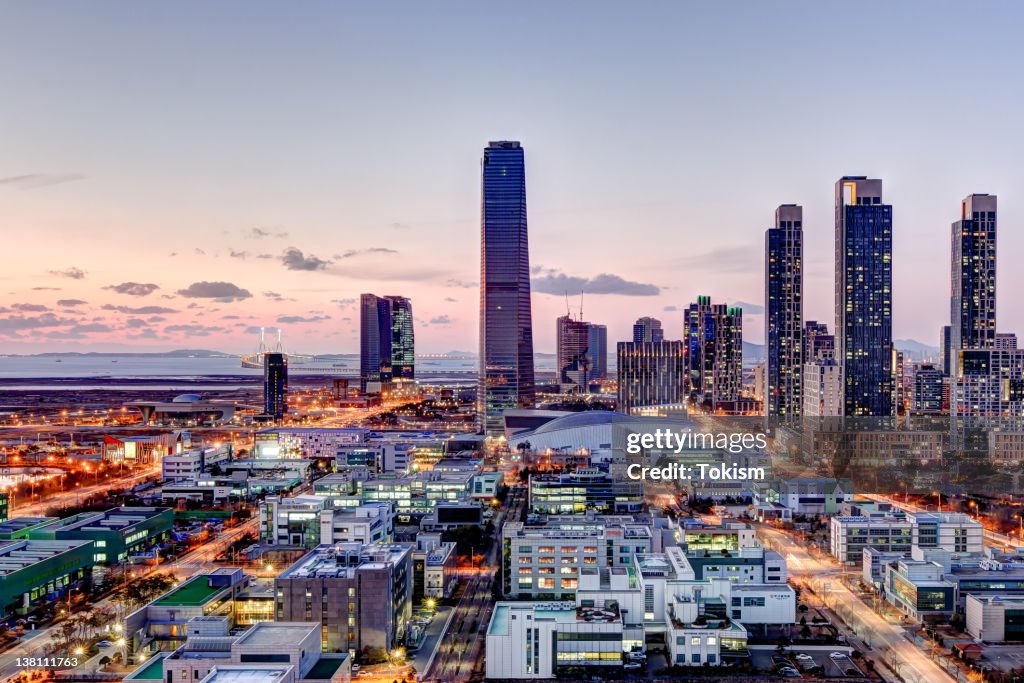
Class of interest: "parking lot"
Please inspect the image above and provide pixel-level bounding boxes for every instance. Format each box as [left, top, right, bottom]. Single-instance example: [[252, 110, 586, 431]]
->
[[750, 647, 864, 678]]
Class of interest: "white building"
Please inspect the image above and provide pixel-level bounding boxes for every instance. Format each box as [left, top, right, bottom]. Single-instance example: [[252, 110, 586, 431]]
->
[[259, 495, 329, 547], [502, 520, 653, 599], [830, 516, 913, 562], [907, 511, 984, 554], [161, 445, 231, 482], [803, 359, 843, 417], [485, 601, 624, 679], [318, 502, 394, 545], [966, 594, 1024, 642]]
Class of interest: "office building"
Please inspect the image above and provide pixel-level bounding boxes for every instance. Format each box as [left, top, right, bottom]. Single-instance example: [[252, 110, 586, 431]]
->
[[411, 535, 458, 599], [263, 352, 288, 420], [501, 519, 653, 599], [588, 323, 608, 380], [776, 477, 855, 515], [911, 363, 944, 414], [616, 340, 685, 412], [835, 176, 893, 416], [997, 333, 1018, 350], [485, 601, 624, 679], [683, 297, 743, 410], [125, 621, 351, 683], [830, 511, 982, 562], [255, 427, 367, 460], [966, 595, 1024, 642], [528, 469, 644, 516], [275, 543, 412, 652], [632, 316, 664, 343], [319, 503, 395, 546], [765, 204, 803, 418], [951, 194, 997, 380], [0, 539, 94, 615], [359, 294, 414, 393], [884, 560, 956, 621], [478, 140, 535, 435], [680, 546, 787, 584], [30, 506, 173, 565], [259, 495, 330, 548]]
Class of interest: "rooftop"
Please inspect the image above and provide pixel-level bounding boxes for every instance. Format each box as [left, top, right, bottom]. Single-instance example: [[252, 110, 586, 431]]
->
[[0, 539, 92, 576], [156, 577, 227, 606], [304, 655, 348, 680], [278, 543, 411, 580], [45, 506, 171, 534], [199, 666, 292, 683], [234, 622, 318, 648]]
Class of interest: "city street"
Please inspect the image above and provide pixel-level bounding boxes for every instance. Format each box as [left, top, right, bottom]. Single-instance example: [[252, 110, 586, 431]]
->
[[760, 525, 955, 683]]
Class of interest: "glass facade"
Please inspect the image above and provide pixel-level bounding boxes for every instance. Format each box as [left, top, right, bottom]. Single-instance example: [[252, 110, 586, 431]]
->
[[616, 340, 685, 412], [834, 176, 893, 417], [263, 352, 288, 419], [360, 293, 415, 391], [765, 204, 803, 418], [479, 141, 535, 434]]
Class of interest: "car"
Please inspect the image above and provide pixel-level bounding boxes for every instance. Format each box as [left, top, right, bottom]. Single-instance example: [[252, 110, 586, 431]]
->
[[794, 653, 814, 661], [829, 652, 847, 659], [623, 662, 643, 670], [351, 664, 360, 671], [96, 640, 112, 648], [778, 667, 801, 678]]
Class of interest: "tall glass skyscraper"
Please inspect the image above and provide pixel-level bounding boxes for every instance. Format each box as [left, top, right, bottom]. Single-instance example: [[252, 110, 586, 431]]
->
[[479, 141, 535, 434], [765, 204, 803, 418], [263, 352, 288, 419], [360, 293, 415, 393], [834, 176, 893, 417], [950, 194, 997, 380]]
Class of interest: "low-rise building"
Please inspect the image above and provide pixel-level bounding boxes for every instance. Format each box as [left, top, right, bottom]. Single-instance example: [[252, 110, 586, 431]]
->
[[884, 560, 956, 620], [411, 535, 457, 599], [124, 568, 249, 647], [162, 444, 231, 481], [29, 506, 173, 564], [966, 595, 1024, 642], [123, 621, 351, 683], [275, 543, 413, 653], [502, 520, 653, 599], [830, 516, 913, 563], [319, 503, 395, 545], [529, 469, 643, 515], [0, 539, 94, 615], [681, 547, 787, 584], [259, 495, 329, 548], [776, 477, 855, 515], [485, 601, 624, 679]]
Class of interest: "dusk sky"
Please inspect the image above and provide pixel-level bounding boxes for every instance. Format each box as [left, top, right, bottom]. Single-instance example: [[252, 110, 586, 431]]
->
[[3, 1, 1024, 355]]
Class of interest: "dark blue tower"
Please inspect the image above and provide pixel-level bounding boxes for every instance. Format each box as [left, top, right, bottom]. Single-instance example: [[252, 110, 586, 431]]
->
[[478, 141, 535, 434]]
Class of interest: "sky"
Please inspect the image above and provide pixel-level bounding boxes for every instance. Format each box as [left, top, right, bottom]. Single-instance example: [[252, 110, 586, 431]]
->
[[3, 1, 1024, 355]]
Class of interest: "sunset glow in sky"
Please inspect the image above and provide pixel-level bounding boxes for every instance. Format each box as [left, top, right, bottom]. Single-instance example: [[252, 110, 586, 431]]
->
[[4, 2, 1024, 354]]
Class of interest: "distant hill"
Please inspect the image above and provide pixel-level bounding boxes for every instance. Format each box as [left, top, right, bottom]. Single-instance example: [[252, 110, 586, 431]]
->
[[743, 341, 765, 364], [895, 339, 939, 361]]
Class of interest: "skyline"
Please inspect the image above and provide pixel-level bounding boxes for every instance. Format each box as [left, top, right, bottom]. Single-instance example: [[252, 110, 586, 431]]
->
[[5, 2, 1024, 354]]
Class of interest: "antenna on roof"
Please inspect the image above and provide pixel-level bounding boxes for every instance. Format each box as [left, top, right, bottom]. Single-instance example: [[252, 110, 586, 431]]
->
[[565, 291, 571, 318], [580, 289, 584, 321]]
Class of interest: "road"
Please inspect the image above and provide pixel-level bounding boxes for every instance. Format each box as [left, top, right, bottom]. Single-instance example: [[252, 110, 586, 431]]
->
[[422, 485, 525, 683], [9, 465, 160, 518], [760, 525, 954, 683]]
